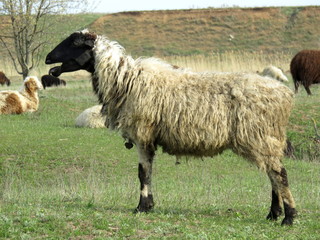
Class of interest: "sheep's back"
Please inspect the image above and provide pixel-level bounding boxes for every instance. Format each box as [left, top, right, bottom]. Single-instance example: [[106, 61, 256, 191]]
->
[[75, 105, 106, 128], [290, 50, 320, 83], [0, 91, 25, 114], [121, 71, 293, 157]]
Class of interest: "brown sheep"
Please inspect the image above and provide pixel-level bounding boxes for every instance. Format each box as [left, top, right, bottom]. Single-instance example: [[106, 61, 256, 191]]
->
[[0, 76, 42, 114], [0, 71, 11, 86], [290, 50, 320, 95]]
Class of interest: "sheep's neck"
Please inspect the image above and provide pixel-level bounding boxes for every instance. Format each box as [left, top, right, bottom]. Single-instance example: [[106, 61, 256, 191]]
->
[[84, 57, 95, 74], [91, 74, 100, 98], [22, 89, 39, 104]]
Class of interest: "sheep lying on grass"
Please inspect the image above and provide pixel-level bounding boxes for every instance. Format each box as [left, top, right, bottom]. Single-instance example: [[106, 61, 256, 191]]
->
[[75, 105, 106, 128], [0, 76, 42, 114], [258, 65, 288, 82], [75, 105, 133, 148], [41, 74, 66, 89], [45, 30, 297, 225]]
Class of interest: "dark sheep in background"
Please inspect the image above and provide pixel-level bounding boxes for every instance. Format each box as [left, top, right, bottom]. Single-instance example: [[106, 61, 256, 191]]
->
[[0, 71, 11, 86], [41, 74, 66, 89], [290, 50, 320, 95]]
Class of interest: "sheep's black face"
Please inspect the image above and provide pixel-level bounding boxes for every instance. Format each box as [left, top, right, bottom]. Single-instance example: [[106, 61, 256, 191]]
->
[[45, 31, 96, 76]]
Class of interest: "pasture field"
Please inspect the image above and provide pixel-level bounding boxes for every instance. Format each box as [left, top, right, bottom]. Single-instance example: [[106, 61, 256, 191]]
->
[[0, 54, 320, 239]]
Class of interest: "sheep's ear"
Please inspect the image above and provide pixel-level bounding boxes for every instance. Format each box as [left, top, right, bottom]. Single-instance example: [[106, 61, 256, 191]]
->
[[73, 37, 85, 47], [73, 36, 94, 48], [84, 39, 94, 48], [24, 80, 32, 92]]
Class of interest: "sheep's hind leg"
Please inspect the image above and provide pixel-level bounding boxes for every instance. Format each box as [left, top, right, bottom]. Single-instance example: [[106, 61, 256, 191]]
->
[[294, 81, 299, 94], [135, 144, 155, 213], [304, 85, 312, 95], [267, 165, 297, 225], [266, 182, 283, 221]]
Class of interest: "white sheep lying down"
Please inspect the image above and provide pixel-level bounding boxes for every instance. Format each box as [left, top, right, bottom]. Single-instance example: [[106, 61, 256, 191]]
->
[[260, 65, 288, 82], [0, 76, 42, 114], [75, 105, 106, 128], [45, 30, 297, 225]]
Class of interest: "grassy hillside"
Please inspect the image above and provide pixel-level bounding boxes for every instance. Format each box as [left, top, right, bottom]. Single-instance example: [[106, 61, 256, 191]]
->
[[0, 77, 319, 239], [89, 6, 320, 57], [1, 6, 320, 75]]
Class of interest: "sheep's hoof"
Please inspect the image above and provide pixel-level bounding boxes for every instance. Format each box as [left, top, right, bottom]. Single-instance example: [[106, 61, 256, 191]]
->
[[281, 217, 294, 226], [266, 208, 282, 221], [135, 195, 154, 213], [281, 207, 297, 226]]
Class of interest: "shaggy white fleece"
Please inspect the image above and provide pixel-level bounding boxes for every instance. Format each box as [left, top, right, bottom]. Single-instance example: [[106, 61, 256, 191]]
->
[[261, 65, 288, 82], [75, 105, 106, 128]]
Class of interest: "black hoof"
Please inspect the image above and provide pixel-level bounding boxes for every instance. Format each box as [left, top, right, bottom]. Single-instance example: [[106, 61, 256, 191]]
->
[[281, 217, 294, 226], [281, 206, 297, 226], [135, 194, 154, 213], [134, 204, 154, 213], [134, 206, 152, 213], [266, 208, 282, 221], [266, 212, 278, 221]]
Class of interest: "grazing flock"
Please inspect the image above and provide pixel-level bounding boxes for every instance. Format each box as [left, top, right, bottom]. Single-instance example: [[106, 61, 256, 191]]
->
[[1, 28, 319, 226]]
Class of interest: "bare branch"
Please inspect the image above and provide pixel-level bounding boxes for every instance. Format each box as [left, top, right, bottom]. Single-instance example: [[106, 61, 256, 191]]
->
[[0, 0, 95, 79], [0, 36, 22, 74]]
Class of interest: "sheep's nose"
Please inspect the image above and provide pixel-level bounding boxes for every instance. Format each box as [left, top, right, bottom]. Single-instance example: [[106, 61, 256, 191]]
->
[[45, 58, 52, 64]]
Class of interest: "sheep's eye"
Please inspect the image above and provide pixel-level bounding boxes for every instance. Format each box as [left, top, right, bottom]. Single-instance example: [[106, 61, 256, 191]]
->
[[71, 41, 79, 48], [72, 37, 85, 47]]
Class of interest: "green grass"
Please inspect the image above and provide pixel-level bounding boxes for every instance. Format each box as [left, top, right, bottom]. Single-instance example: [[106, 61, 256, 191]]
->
[[0, 74, 320, 239], [287, 84, 320, 161]]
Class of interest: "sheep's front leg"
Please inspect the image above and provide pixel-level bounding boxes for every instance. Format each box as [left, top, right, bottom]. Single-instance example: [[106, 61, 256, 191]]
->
[[135, 144, 155, 212], [266, 190, 283, 221]]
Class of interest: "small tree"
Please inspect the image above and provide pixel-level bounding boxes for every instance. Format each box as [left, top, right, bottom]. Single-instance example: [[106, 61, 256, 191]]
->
[[0, 0, 91, 79]]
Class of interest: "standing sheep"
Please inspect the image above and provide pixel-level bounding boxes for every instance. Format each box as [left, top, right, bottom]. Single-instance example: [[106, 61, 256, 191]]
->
[[41, 74, 66, 89], [290, 50, 320, 95], [259, 65, 288, 82], [0, 76, 42, 114], [0, 71, 11, 86], [45, 30, 297, 225]]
